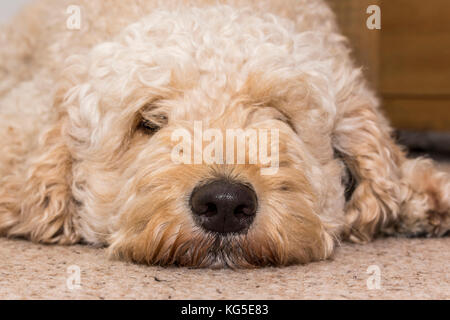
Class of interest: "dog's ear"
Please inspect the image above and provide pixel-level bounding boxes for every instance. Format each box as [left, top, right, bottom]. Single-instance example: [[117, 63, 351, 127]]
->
[[0, 105, 79, 244], [333, 85, 405, 242], [334, 84, 450, 241]]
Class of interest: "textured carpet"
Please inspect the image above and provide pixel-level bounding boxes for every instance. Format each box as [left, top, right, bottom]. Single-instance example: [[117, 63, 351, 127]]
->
[[1, 162, 449, 300], [1, 237, 449, 300]]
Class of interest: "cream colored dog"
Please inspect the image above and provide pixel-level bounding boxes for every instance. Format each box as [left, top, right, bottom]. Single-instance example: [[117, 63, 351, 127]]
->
[[0, 0, 449, 268]]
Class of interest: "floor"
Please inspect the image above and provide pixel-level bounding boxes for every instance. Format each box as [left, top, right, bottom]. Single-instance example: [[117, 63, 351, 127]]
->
[[0, 162, 449, 300], [1, 237, 449, 299]]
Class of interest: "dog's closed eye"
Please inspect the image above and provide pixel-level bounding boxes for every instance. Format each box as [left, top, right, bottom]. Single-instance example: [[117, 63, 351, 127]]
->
[[139, 115, 167, 134], [138, 104, 169, 135]]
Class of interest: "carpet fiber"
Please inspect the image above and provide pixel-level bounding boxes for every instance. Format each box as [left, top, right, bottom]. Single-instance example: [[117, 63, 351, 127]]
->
[[1, 162, 449, 300]]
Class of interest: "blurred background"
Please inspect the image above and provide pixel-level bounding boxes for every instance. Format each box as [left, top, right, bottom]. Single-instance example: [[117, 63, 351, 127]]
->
[[326, 0, 450, 157], [1, 0, 449, 155]]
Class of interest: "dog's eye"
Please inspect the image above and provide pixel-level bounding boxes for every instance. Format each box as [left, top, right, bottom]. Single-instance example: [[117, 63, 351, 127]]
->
[[140, 119, 161, 133], [138, 113, 168, 135]]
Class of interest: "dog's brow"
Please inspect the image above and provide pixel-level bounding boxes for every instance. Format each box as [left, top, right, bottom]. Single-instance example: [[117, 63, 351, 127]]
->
[[141, 102, 168, 117], [264, 104, 297, 133], [142, 102, 161, 112], [275, 109, 297, 134]]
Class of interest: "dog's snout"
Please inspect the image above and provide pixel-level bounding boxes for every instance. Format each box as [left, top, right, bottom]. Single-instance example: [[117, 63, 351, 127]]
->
[[190, 180, 257, 234]]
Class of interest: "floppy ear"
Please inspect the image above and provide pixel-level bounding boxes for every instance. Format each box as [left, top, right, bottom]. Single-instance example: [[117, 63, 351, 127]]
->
[[333, 89, 403, 242], [0, 112, 80, 244], [334, 82, 450, 241]]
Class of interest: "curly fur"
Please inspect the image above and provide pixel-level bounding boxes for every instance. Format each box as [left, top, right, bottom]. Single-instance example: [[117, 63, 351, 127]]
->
[[0, 0, 448, 268]]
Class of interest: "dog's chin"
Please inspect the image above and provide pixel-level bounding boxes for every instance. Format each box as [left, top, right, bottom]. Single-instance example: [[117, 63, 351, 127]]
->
[[169, 232, 286, 269], [108, 218, 332, 268], [109, 228, 281, 268]]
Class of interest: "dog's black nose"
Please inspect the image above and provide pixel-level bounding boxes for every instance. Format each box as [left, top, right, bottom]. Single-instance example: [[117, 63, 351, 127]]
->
[[190, 180, 257, 234]]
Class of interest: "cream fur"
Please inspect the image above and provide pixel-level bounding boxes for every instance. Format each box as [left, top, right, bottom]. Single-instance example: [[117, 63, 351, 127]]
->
[[0, 0, 449, 267]]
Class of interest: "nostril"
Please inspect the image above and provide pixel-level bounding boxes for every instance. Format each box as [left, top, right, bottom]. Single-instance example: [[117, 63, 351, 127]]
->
[[234, 204, 255, 218], [201, 203, 217, 217]]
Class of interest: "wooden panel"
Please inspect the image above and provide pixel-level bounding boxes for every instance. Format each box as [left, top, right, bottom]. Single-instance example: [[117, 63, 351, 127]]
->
[[328, 0, 450, 132], [383, 98, 450, 131], [380, 0, 450, 96], [326, 0, 380, 88]]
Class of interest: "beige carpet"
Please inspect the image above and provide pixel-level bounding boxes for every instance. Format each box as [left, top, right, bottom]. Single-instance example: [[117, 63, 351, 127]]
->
[[1, 162, 449, 300], [1, 237, 449, 300]]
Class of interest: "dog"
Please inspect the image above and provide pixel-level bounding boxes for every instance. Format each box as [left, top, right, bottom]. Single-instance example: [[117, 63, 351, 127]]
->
[[0, 0, 448, 268]]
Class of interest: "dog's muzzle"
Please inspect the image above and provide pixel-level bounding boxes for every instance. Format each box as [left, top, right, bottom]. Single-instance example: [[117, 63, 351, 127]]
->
[[190, 180, 257, 234]]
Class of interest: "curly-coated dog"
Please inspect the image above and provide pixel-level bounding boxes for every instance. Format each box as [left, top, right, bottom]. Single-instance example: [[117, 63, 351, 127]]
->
[[0, 0, 449, 268]]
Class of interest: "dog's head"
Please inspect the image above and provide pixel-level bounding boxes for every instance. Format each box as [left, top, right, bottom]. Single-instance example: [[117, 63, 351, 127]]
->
[[53, 7, 347, 267]]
